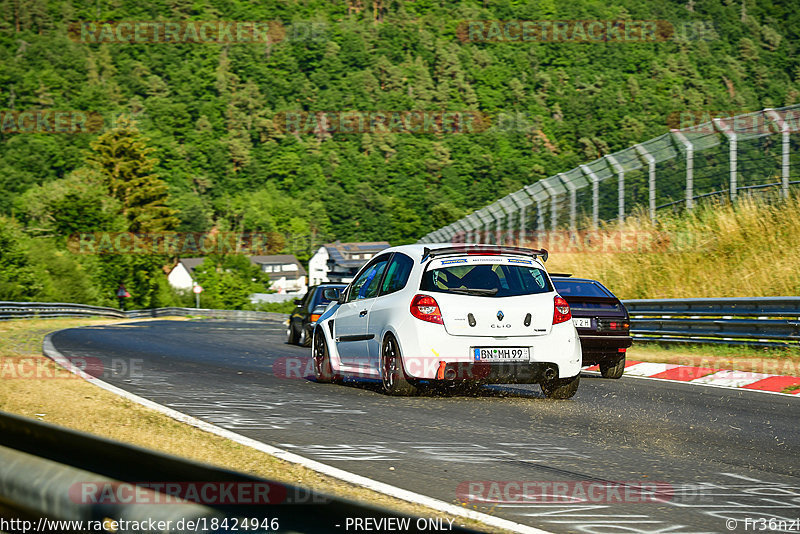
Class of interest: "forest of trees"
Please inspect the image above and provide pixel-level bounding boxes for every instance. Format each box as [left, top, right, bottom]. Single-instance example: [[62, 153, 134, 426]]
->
[[0, 0, 797, 307]]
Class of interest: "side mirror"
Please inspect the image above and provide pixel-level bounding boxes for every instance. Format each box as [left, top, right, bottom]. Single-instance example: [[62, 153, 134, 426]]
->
[[322, 288, 341, 301]]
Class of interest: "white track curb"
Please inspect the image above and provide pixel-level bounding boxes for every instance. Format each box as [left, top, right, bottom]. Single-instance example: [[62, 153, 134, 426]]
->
[[42, 331, 550, 534]]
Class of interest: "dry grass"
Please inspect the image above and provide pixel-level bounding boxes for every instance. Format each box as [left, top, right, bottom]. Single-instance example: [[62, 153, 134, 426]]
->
[[543, 191, 800, 299], [0, 318, 505, 533]]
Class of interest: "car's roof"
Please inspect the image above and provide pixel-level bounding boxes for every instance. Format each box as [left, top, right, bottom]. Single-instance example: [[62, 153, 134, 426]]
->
[[551, 276, 599, 283], [380, 243, 547, 260]]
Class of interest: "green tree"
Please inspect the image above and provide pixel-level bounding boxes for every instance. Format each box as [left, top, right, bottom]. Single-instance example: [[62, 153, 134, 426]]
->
[[192, 255, 269, 309], [86, 119, 179, 233], [0, 217, 41, 300]]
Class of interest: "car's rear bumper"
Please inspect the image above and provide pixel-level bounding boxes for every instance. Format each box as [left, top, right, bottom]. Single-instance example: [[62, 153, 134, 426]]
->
[[579, 334, 633, 349], [395, 319, 583, 380], [434, 361, 560, 384], [579, 334, 632, 364]]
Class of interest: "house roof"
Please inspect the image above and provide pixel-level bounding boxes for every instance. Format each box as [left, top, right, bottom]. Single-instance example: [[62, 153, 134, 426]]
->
[[250, 254, 307, 276], [174, 255, 307, 277], [178, 257, 205, 272], [324, 241, 390, 253]]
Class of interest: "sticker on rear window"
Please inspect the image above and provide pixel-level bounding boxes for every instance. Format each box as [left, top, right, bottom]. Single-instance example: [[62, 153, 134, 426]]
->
[[440, 259, 468, 265], [531, 269, 546, 288], [507, 258, 532, 265]]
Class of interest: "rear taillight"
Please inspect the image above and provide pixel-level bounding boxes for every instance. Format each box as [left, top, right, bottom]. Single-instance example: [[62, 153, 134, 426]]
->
[[598, 320, 630, 332], [410, 294, 444, 324], [310, 314, 321, 323], [553, 295, 571, 324]]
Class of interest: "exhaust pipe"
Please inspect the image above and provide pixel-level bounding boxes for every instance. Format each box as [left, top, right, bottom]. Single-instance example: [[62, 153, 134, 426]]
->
[[444, 368, 457, 380], [544, 367, 556, 380]]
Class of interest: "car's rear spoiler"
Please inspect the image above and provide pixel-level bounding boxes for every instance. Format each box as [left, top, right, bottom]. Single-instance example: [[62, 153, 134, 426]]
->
[[422, 245, 548, 263]]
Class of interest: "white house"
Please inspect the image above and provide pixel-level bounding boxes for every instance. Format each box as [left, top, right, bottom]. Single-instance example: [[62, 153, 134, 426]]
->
[[167, 255, 307, 294], [167, 258, 205, 290], [250, 254, 307, 293], [307, 241, 391, 285]]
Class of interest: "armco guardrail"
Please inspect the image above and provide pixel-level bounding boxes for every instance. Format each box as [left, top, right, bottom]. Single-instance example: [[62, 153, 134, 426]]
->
[[623, 297, 800, 347], [0, 302, 288, 323], [0, 411, 477, 533], [3, 299, 800, 347], [0, 301, 126, 320]]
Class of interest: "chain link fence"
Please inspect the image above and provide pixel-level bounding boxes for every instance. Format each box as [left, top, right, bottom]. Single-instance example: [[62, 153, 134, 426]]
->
[[418, 105, 800, 245]]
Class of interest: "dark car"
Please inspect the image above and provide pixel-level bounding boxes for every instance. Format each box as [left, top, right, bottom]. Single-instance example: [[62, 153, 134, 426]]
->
[[287, 284, 347, 347], [550, 275, 632, 378]]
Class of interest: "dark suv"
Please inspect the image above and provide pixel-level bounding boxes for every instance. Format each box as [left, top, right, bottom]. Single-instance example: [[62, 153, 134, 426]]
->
[[287, 284, 347, 347], [550, 275, 632, 378]]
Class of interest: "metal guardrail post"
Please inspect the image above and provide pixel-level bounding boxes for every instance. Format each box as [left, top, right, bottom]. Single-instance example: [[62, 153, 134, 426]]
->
[[713, 118, 738, 202], [539, 180, 558, 232], [579, 164, 600, 228], [509, 190, 531, 247], [465, 213, 481, 244], [557, 173, 577, 231], [497, 196, 517, 246], [765, 108, 791, 198], [672, 130, 694, 209], [634, 143, 657, 221], [474, 209, 492, 244], [485, 202, 505, 245], [605, 154, 625, 222]]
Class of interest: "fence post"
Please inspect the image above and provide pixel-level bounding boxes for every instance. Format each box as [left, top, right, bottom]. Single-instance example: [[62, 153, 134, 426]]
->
[[498, 197, 516, 245], [635, 144, 657, 221], [557, 173, 577, 231], [540, 180, 559, 232], [451, 225, 463, 243], [579, 164, 600, 228], [441, 225, 455, 243], [672, 130, 694, 209], [467, 213, 481, 244], [605, 155, 625, 222], [766, 108, 790, 198], [509, 191, 530, 247], [486, 203, 504, 245], [475, 209, 492, 244], [713, 118, 737, 202]]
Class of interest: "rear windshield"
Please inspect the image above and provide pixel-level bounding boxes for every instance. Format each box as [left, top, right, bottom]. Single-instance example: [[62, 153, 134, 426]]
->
[[552, 279, 614, 298], [420, 262, 553, 297]]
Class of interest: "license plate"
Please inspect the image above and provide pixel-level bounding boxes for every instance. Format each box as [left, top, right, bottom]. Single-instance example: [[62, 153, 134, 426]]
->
[[473, 347, 530, 362], [573, 318, 591, 328]]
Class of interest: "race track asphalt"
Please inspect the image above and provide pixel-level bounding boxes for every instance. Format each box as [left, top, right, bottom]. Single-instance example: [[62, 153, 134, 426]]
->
[[51, 319, 800, 534]]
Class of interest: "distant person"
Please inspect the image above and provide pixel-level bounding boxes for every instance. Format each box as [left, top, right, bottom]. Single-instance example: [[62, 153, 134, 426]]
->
[[116, 283, 130, 310]]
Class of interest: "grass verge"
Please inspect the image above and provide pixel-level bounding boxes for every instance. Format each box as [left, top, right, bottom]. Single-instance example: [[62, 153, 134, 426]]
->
[[545, 191, 800, 299], [0, 317, 506, 533]]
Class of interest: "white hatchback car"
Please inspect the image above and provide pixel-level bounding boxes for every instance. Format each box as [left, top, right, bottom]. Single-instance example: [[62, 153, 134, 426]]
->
[[312, 244, 582, 398]]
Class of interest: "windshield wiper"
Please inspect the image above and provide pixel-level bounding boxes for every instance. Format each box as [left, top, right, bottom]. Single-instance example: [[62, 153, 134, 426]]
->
[[444, 287, 498, 296]]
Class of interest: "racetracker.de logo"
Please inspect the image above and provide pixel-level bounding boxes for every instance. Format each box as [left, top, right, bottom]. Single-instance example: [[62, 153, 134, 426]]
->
[[68, 21, 286, 44], [70, 482, 288, 505], [67, 232, 277, 256], [274, 111, 492, 135], [0, 110, 104, 134], [0, 356, 141, 380], [457, 20, 675, 43], [667, 109, 800, 135], [456, 481, 673, 504]]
